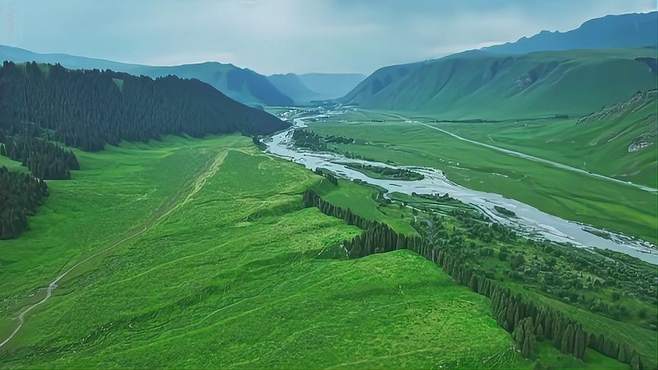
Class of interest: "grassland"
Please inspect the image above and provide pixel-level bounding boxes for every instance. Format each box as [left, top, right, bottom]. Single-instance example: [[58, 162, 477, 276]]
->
[[1, 135, 535, 369], [0, 155, 26, 173], [307, 112, 658, 244], [444, 91, 657, 188], [342, 48, 657, 119]]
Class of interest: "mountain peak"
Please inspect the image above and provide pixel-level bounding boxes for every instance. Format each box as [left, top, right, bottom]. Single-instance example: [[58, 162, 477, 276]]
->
[[484, 11, 657, 54]]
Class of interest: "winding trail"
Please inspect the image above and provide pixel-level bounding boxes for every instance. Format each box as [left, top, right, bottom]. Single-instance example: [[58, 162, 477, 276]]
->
[[0, 150, 228, 350], [407, 119, 658, 193]]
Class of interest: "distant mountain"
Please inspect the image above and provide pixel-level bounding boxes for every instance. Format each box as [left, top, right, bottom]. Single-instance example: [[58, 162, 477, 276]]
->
[[0, 61, 289, 151], [268, 73, 365, 103], [341, 48, 657, 119], [484, 11, 657, 54], [0, 45, 293, 106], [268, 73, 322, 104], [297, 73, 365, 100]]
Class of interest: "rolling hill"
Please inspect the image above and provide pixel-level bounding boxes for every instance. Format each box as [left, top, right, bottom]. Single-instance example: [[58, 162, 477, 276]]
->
[[484, 11, 658, 54], [0, 45, 293, 106], [341, 48, 657, 119]]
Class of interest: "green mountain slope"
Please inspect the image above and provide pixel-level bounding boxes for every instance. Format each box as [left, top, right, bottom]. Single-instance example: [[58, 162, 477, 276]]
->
[[268, 73, 322, 104], [0, 45, 293, 106], [0, 62, 288, 151], [447, 89, 658, 188], [268, 73, 366, 103], [342, 48, 657, 119], [484, 11, 657, 54]]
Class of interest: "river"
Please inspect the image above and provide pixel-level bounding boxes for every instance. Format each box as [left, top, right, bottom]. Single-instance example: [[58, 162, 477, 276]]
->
[[264, 107, 658, 265]]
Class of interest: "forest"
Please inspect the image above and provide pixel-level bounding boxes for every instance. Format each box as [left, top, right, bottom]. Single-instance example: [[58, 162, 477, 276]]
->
[[0, 166, 48, 239], [0, 61, 289, 238], [0, 61, 288, 152]]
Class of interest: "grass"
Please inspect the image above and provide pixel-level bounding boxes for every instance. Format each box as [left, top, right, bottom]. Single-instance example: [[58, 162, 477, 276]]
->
[[343, 48, 658, 119], [444, 92, 657, 188], [312, 178, 418, 236], [0, 135, 533, 369], [0, 155, 27, 173], [307, 114, 658, 244]]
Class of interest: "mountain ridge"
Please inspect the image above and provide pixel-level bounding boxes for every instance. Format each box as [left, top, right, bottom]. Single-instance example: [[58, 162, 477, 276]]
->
[[341, 12, 658, 119], [341, 48, 658, 119], [0, 45, 293, 106], [484, 11, 657, 54]]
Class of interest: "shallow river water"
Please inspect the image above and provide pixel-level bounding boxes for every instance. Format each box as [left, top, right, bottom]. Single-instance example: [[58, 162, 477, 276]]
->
[[264, 109, 658, 265]]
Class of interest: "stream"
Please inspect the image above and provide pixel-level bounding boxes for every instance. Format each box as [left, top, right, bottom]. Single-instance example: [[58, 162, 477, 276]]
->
[[264, 107, 658, 265]]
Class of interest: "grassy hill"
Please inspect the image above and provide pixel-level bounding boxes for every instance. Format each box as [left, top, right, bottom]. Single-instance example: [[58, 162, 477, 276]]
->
[[0, 135, 532, 369], [448, 89, 658, 188], [341, 48, 657, 119], [0, 45, 292, 106], [484, 11, 657, 54]]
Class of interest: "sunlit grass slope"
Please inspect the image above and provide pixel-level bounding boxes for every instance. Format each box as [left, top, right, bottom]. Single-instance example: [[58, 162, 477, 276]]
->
[[1, 136, 528, 369]]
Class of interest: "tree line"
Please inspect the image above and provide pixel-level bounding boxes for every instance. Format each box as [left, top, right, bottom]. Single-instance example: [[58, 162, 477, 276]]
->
[[0, 60, 289, 238], [0, 167, 48, 239], [303, 187, 649, 370], [0, 132, 79, 180], [0, 61, 288, 151]]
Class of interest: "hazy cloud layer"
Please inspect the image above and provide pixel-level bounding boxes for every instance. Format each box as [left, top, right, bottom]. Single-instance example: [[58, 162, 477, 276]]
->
[[0, 0, 654, 74]]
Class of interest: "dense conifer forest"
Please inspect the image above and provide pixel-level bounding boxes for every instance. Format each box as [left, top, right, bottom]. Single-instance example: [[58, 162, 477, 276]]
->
[[0, 132, 79, 180], [0, 61, 289, 238], [0, 166, 48, 239], [0, 61, 288, 151]]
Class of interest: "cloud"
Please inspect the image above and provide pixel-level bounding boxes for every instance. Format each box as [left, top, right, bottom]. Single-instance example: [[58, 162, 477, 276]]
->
[[0, 0, 655, 74]]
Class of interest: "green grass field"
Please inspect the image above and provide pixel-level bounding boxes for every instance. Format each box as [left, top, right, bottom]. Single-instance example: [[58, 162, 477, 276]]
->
[[0, 135, 538, 369], [443, 91, 657, 188], [0, 155, 27, 173], [307, 113, 658, 244]]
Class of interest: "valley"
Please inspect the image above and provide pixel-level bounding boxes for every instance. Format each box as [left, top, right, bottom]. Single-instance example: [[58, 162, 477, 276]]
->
[[304, 108, 658, 247], [1, 134, 651, 369], [0, 136, 531, 369], [0, 5, 656, 370]]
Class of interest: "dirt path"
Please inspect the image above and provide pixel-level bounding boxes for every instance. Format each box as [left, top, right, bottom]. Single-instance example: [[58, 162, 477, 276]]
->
[[0, 150, 228, 350]]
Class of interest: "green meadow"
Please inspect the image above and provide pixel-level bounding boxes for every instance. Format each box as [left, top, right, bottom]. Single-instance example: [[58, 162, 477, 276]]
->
[[307, 113, 658, 244], [1, 135, 532, 369], [444, 93, 657, 188]]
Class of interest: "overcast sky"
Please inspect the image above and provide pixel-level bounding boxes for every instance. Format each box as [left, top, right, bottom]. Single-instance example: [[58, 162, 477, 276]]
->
[[0, 0, 655, 74]]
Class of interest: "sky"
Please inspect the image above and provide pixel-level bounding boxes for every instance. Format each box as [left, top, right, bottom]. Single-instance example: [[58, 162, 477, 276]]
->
[[0, 0, 655, 75]]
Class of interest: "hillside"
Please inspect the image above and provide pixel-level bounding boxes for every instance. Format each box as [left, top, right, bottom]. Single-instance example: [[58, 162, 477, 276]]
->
[[444, 89, 658, 188], [0, 61, 288, 151], [268, 73, 322, 104], [484, 11, 657, 54], [0, 45, 293, 106], [341, 48, 657, 119], [268, 73, 366, 103]]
